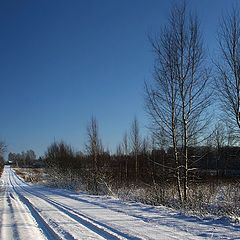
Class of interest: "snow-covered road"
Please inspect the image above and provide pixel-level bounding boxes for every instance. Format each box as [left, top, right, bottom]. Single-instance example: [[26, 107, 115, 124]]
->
[[0, 166, 239, 240]]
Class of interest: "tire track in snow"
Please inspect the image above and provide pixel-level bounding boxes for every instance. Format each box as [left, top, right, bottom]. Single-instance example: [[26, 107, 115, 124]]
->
[[36, 195, 139, 240], [26, 188, 187, 240], [11, 171, 137, 240], [10, 168, 202, 240], [8, 172, 63, 240], [12, 170, 192, 240], [5, 192, 20, 239], [10, 170, 120, 239], [11, 171, 184, 240], [1, 171, 47, 240], [24, 184, 206, 240], [1, 173, 17, 239], [22, 188, 184, 240], [12, 171, 161, 239]]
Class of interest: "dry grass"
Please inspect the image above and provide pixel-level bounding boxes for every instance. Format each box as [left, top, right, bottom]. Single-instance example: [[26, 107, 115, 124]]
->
[[116, 180, 240, 220], [14, 168, 46, 183]]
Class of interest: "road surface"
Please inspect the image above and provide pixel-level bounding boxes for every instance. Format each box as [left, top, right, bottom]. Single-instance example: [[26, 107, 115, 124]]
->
[[0, 166, 239, 239]]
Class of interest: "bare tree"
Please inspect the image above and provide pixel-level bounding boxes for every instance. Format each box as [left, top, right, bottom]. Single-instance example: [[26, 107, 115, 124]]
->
[[146, 1, 211, 202], [85, 116, 103, 193], [45, 141, 74, 171], [212, 123, 226, 149], [130, 117, 141, 181], [216, 8, 240, 132], [0, 141, 6, 157], [122, 131, 129, 179], [116, 143, 123, 156], [86, 116, 103, 172], [142, 137, 150, 155], [212, 123, 226, 176], [0, 141, 5, 175], [225, 121, 239, 146]]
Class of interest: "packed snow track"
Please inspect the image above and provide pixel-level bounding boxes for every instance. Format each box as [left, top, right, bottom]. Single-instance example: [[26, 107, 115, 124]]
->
[[0, 166, 239, 239]]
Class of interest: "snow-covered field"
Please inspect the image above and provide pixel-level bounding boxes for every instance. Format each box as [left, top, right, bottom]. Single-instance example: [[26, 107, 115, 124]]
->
[[0, 166, 239, 239]]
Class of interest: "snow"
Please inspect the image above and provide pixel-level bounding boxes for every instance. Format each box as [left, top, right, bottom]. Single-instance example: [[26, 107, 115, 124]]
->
[[0, 166, 239, 239]]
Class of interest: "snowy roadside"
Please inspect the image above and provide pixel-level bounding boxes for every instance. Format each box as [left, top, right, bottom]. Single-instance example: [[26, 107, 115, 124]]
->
[[48, 187, 240, 239], [10, 167, 240, 239], [17, 167, 240, 225]]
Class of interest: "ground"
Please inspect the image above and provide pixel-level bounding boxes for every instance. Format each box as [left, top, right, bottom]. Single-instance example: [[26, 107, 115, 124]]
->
[[0, 166, 239, 239]]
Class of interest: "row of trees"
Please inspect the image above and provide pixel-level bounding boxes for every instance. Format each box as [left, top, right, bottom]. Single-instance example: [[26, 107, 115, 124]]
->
[[43, 116, 240, 194], [44, 117, 150, 193], [8, 150, 37, 167]]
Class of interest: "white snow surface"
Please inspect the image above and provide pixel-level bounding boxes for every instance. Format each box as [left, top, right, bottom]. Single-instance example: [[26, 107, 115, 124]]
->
[[0, 166, 239, 240]]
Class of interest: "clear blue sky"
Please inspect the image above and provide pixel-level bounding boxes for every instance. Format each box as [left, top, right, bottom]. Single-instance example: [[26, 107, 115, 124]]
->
[[0, 0, 236, 157]]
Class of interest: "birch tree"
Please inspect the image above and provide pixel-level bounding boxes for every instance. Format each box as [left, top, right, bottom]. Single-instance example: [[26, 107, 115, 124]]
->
[[130, 117, 141, 181], [146, 1, 211, 202], [85, 116, 103, 192], [216, 9, 240, 132], [86, 116, 103, 172], [122, 131, 129, 179]]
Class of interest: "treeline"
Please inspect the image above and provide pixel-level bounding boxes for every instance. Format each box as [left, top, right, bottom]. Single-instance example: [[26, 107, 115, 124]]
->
[[43, 117, 150, 193], [8, 150, 39, 168], [43, 140, 240, 192], [34, 117, 239, 194]]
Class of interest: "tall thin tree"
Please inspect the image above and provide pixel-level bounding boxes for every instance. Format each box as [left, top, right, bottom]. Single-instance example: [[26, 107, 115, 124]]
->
[[216, 8, 240, 133], [86, 116, 103, 192], [146, 1, 211, 202], [130, 117, 141, 181], [122, 131, 129, 179]]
